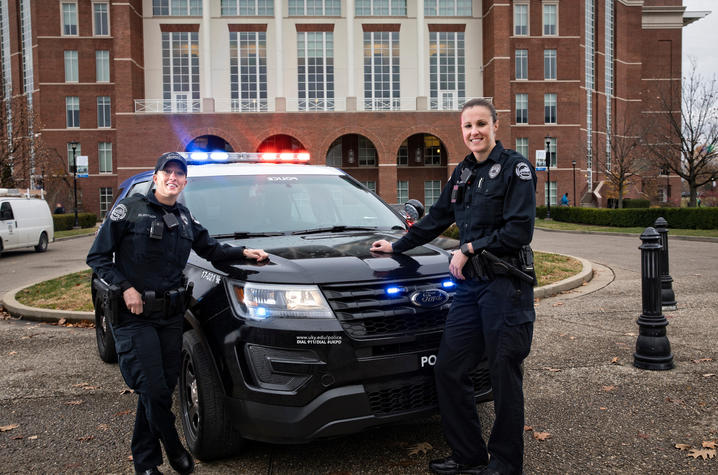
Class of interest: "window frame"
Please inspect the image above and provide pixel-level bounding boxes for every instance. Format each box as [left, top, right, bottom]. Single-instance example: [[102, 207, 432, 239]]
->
[[544, 93, 557, 124], [61, 2, 78, 36], [97, 96, 111, 128], [64, 50, 78, 83], [356, 0, 406, 16], [92, 2, 110, 36], [66, 96, 80, 128], [397, 180, 408, 203], [544, 49, 556, 80], [98, 142, 112, 174], [515, 49, 528, 80], [99, 187, 113, 218], [424, 180, 442, 207], [515, 93, 528, 124], [96, 50, 110, 82], [513, 2, 529, 36], [543, 2, 558, 36], [515, 137, 529, 159]]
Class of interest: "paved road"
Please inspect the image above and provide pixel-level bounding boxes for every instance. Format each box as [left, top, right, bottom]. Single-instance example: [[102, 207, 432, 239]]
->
[[0, 235, 94, 296], [1, 230, 716, 474]]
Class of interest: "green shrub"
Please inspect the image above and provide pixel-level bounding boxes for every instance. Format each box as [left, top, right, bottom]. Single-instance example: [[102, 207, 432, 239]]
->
[[622, 198, 650, 208], [53, 212, 97, 231]]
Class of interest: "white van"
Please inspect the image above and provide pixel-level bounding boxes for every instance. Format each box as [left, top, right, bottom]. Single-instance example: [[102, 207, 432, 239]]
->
[[0, 197, 54, 254]]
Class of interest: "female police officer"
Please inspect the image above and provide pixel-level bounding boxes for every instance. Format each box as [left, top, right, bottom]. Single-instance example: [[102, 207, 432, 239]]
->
[[87, 153, 268, 475], [371, 98, 536, 475]]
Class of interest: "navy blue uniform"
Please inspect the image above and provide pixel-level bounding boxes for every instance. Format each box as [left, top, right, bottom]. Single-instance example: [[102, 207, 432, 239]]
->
[[87, 191, 245, 473], [393, 141, 536, 474]]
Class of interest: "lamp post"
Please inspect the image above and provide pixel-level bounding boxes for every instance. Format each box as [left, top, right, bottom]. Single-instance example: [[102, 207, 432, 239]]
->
[[545, 137, 551, 219], [70, 142, 79, 228], [572, 160, 577, 207]]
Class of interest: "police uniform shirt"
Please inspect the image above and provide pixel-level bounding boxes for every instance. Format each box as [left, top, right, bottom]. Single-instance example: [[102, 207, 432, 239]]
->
[[392, 141, 537, 257], [87, 191, 245, 294]]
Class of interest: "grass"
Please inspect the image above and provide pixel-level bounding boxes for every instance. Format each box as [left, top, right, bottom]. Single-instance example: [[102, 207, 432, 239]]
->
[[535, 219, 718, 238], [16, 269, 94, 312], [55, 226, 98, 239], [15, 253, 581, 311]]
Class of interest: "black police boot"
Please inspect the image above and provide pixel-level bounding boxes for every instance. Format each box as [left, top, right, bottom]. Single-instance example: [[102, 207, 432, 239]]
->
[[166, 446, 194, 475], [429, 455, 486, 475], [135, 468, 163, 475]]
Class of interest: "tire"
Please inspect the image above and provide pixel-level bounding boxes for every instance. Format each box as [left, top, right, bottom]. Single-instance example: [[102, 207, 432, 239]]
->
[[94, 296, 118, 363], [179, 329, 244, 461], [34, 232, 48, 252]]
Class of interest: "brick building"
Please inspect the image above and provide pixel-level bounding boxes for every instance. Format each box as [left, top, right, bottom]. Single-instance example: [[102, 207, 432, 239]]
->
[[1, 0, 698, 217]]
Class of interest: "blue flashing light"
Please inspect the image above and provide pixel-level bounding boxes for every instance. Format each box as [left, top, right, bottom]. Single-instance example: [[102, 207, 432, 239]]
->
[[254, 307, 269, 319], [210, 151, 229, 161], [190, 151, 208, 161], [441, 280, 456, 289], [385, 286, 403, 296]]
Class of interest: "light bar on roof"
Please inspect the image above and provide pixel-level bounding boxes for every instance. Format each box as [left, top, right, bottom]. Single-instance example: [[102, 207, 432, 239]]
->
[[179, 151, 311, 165]]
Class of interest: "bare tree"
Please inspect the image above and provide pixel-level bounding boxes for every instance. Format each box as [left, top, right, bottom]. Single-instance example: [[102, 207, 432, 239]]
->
[[646, 61, 718, 207]]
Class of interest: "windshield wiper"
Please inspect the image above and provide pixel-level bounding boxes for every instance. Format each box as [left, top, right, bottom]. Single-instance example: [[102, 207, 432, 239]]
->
[[213, 231, 285, 239], [291, 225, 378, 235]]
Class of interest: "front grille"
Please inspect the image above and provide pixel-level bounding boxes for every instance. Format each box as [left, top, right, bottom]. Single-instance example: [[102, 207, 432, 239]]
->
[[322, 276, 455, 340], [366, 369, 492, 416]]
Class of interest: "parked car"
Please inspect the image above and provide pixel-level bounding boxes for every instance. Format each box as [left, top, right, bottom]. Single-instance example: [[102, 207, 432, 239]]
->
[[91, 152, 491, 461], [0, 194, 54, 254]]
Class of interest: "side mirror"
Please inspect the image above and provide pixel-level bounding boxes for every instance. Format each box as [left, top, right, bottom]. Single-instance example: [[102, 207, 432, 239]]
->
[[404, 199, 425, 222]]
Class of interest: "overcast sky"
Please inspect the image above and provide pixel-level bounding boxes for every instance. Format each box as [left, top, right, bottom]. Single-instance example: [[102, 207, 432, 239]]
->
[[682, 0, 717, 80]]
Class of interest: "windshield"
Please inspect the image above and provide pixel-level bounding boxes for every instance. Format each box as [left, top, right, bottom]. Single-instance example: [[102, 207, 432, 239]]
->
[[180, 174, 405, 236]]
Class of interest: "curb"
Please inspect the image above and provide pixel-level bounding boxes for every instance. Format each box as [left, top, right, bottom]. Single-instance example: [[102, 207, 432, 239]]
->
[[535, 226, 718, 243], [1, 285, 94, 323], [2, 254, 594, 324]]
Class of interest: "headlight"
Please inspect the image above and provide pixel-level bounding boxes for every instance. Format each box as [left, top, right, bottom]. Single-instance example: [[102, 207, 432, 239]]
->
[[228, 281, 334, 320]]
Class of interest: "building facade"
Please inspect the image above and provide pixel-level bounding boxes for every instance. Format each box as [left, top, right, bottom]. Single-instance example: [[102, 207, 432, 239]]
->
[[1, 0, 691, 217]]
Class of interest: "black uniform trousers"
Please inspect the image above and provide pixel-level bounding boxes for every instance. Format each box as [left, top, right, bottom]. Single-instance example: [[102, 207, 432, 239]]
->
[[435, 276, 534, 475], [111, 310, 185, 472]]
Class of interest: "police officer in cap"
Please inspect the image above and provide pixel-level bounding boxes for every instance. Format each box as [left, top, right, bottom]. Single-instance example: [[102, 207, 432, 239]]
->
[[87, 152, 268, 475], [371, 98, 536, 475]]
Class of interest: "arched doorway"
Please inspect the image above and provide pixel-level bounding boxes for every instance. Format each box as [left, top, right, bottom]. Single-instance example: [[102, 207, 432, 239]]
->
[[186, 135, 234, 152], [326, 134, 379, 193], [396, 133, 448, 206], [257, 135, 306, 154]]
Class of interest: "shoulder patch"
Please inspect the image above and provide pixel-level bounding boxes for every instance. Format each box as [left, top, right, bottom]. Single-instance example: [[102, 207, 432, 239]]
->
[[488, 163, 502, 179], [515, 162, 532, 181], [110, 204, 128, 222]]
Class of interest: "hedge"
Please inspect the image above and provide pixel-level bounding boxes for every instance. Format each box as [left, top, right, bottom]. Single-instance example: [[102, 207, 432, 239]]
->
[[536, 206, 718, 229], [53, 212, 97, 231]]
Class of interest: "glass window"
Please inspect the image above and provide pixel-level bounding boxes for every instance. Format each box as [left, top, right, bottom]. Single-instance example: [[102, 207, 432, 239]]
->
[[515, 49, 527, 80], [326, 138, 342, 167], [62, 2, 78, 36], [543, 3, 557, 36], [66, 96, 80, 128], [93, 2, 109, 36], [97, 96, 111, 128], [397, 180, 408, 203], [289, 0, 340, 16], [99, 187, 113, 218], [425, 0, 471, 16], [96, 50, 110, 82], [544, 181, 557, 206], [429, 31, 465, 110], [362, 181, 376, 193], [358, 136, 377, 166], [162, 32, 200, 112], [514, 3, 528, 36], [221, 0, 274, 15], [424, 180, 441, 207], [515, 137, 528, 159], [356, 0, 406, 16], [363, 31, 400, 110], [67, 143, 81, 172], [515, 93, 528, 124], [99, 142, 112, 173], [424, 135, 442, 165], [397, 141, 408, 165], [229, 31, 268, 111], [545, 137, 557, 167], [153, 0, 201, 16], [297, 31, 334, 110], [64, 50, 78, 82], [544, 93, 556, 124], [544, 49, 556, 80]]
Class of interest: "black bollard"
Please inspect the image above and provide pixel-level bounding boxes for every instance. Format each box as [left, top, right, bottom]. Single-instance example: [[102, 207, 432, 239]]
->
[[634, 227, 674, 370], [654, 217, 677, 310]]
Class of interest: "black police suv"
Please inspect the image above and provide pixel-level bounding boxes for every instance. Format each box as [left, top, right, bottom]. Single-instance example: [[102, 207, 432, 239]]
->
[[92, 152, 490, 460]]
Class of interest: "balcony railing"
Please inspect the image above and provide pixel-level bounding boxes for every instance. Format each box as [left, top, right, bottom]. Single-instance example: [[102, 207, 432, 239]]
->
[[134, 96, 483, 113]]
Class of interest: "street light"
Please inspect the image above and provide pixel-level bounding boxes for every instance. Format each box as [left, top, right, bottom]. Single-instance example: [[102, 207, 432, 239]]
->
[[572, 160, 577, 207], [70, 142, 79, 228], [545, 137, 552, 219]]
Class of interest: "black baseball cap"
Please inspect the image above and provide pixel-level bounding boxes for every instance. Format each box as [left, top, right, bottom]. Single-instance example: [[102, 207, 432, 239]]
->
[[154, 152, 187, 174]]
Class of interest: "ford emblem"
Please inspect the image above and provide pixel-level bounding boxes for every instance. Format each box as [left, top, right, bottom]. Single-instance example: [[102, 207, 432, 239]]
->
[[409, 289, 450, 308]]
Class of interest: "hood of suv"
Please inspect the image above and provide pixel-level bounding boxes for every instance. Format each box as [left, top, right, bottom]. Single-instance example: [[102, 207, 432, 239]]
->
[[194, 231, 457, 284]]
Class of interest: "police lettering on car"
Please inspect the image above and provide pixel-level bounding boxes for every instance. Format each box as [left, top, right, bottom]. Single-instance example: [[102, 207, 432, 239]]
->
[[371, 98, 537, 475], [87, 152, 268, 475]]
